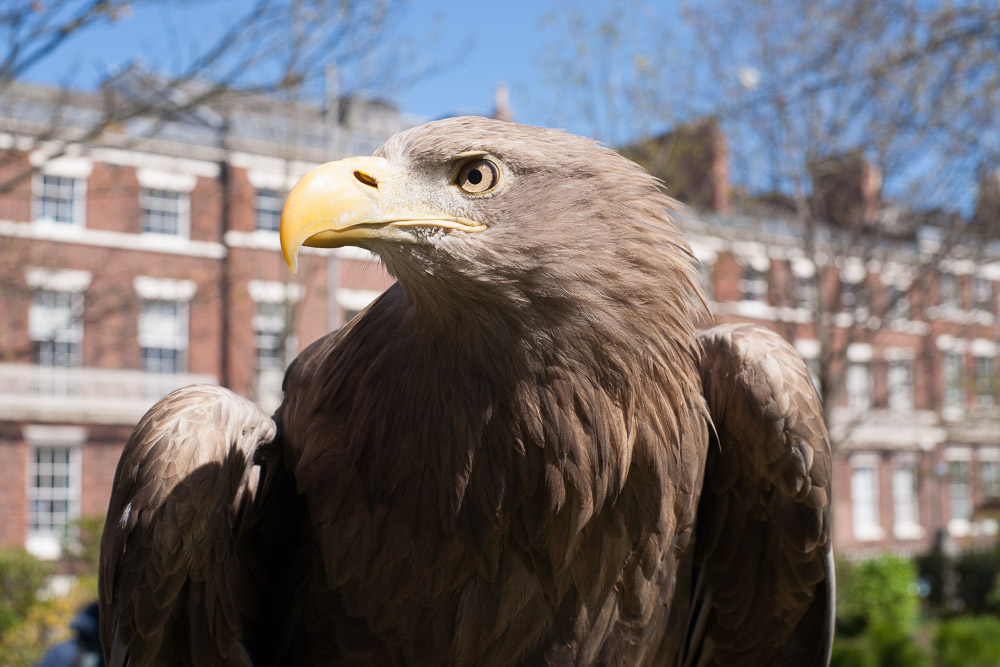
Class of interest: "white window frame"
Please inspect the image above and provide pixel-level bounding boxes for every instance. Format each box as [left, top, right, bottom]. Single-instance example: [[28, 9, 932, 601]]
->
[[943, 350, 965, 414], [26, 269, 91, 369], [887, 359, 914, 412], [973, 353, 996, 409], [939, 272, 960, 310], [739, 264, 769, 304], [885, 284, 910, 322], [24, 426, 85, 559], [850, 456, 883, 541], [32, 172, 86, 227], [140, 187, 191, 238], [139, 299, 189, 373], [254, 188, 285, 233], [972, 276, 992, 312], [948, 457, 973, 536], [891, 459, 922, 540], [846, 362, 872, 413]]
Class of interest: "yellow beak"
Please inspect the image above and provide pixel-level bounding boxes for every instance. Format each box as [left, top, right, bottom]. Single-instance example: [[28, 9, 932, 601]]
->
[[279, 156, 486, 274]]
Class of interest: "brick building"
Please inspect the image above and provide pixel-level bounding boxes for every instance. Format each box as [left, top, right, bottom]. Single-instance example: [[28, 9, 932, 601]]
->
[[656, 122, 1000, 559], [0, 82, 412, 557], [1, 82, 998, 562]]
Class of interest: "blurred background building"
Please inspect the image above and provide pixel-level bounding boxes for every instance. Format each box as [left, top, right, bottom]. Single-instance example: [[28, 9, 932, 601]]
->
[[1, 77, 999, 567], [0, 75, 413, 558]]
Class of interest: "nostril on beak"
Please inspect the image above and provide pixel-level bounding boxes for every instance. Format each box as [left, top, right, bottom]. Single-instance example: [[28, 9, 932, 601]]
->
[[354, 171, 379, 189]]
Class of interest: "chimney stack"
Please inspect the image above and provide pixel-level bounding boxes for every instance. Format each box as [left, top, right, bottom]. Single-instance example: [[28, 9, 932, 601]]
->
[[493, 83, 512, 122], [809, 151, 882, 227], [621, 119, 730, 213]]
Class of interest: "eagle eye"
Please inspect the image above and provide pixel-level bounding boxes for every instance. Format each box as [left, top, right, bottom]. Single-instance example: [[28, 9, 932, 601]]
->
[[455, 158, 500, 194]]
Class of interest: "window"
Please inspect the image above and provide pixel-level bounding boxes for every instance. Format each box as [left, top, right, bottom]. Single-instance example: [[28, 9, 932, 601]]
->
[[254, 301, 296, 371], [141, 188, 189, 236], [943, 351, 964, 411], [846, 362, 872, 412], [255, 189, 284, 233], [29, 289, 83, 367], [981, 459, 1000, 500], [34, 174, 83, 226], [139, 300, 187, 373], [949, 460, 972, 522], [974, 355, 996, 408], [851, 462, 881, 540], [892, 463, 920, 538], [972, 277, 992, 312], [28, 446, 80, 540], [797, 275, 817, 309], [939, 273, 959, 310], [888, 360, 913, 412], [885, 285, 909, 321], [739, 265, 768, 303], [842, 280, 869, 319]]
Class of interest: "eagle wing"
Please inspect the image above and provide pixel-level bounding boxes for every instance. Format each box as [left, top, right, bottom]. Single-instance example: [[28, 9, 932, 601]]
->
[[685, 323, 834, 667], [99, 384, 300, 667]]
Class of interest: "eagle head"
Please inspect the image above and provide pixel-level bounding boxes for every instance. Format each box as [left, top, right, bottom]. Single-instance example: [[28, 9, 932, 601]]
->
[[280, 116, 705, 336]]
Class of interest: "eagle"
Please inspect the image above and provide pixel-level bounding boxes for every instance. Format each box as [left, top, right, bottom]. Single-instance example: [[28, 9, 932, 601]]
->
[[99, 117, 833, 666]]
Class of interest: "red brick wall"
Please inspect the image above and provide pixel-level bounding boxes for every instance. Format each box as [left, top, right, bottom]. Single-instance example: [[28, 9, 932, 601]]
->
[[81, 426, 130, 520], [0, 151, 33, 221], [88, 163, 139, 233], [0, 427, 27, 546]]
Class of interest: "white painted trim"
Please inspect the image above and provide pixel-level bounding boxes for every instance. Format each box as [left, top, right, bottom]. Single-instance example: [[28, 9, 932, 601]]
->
[[893, 522, 926, 540], [248, 280, 304, 303], [0, 219, 226, 259], [847, 343, 873, 363], [841, 257, 867, 283], [30, 154, 94, 179], [134, 276, 198, 301], [936, 335, 967, 352], [971, 338, 998, 357], [978, 448, 1000, 461], [337, 288, 383, 311], [795, 339, 820, 359], [948, 518, 971, 537], [90, 147, 220, 178], [791, 257, 815, 278], [850, 453, 882, 467], [944, 447, 974, 461], [941, 258, 975, 275], [23, 425, 87, 445], [137, 168, 197, 192], [25, 268, 92, 292], [979, 262, 1000, 282], [880, 262, 915, 288], [884, 346, 917, 362]]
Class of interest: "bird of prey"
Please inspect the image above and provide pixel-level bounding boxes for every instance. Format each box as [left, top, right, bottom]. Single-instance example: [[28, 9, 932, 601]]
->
[[100, 117, 833, 666]]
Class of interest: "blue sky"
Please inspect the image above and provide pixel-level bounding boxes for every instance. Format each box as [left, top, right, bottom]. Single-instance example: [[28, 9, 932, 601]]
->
[[20, 1, 703, 141], [21, 1, 577, 129]]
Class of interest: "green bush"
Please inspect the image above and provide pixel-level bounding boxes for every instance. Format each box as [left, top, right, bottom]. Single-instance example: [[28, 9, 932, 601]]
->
[[830, 636, 876, 667], [934, 615, 1000, 667], [870, 627, 931, 667], [0, 549, 53, 637], [837, 555, 920, 636], [954, 548, 1000, 615]]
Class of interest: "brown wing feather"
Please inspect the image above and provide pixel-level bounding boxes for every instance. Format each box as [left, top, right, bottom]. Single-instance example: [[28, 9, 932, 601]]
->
[[689, 323, 833, 667], [99, 384, 280, 667]]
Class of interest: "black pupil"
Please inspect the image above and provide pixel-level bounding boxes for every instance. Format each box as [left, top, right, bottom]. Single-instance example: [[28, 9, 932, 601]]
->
[[468, 168, 483, 185]]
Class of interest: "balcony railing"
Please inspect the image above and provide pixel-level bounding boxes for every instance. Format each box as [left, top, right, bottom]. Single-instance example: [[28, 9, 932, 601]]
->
[[0, 363, 216, 424]]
